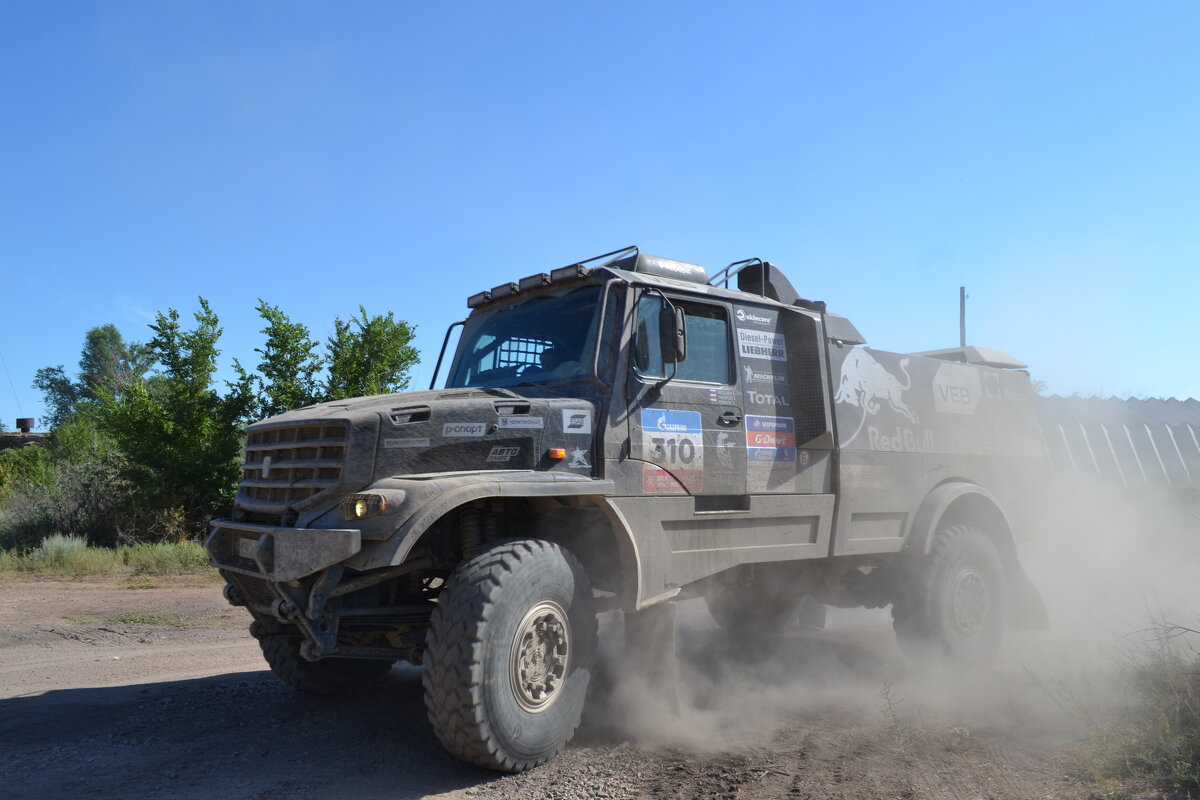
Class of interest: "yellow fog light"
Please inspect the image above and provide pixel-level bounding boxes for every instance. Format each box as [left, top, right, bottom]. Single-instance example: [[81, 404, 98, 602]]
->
[[340, 493, 388, 520]]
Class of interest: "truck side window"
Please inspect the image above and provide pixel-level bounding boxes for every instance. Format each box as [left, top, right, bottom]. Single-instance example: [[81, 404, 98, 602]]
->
[[633, 295, 731, 384]]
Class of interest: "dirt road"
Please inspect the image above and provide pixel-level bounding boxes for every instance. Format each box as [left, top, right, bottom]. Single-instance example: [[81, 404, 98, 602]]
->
[[0, 575, 1145, 800]]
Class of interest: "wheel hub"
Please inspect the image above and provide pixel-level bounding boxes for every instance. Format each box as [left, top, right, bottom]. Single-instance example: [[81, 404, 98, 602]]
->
[[510, 601, 571, 713], [950, 567, 989, 639]]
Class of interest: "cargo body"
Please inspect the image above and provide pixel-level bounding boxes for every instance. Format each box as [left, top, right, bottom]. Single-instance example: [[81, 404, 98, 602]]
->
[[208, 247, 1047, 771]]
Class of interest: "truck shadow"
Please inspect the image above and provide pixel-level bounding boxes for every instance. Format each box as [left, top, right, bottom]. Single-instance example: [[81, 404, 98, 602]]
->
[[0, 665, 494, 800]]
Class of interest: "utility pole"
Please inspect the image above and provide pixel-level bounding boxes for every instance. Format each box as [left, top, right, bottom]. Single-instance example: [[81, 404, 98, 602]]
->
[[959, 286, 968, 348]]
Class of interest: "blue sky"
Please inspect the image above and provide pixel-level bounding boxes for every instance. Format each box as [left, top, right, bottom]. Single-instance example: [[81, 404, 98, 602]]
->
[[3, 2, 1198, 429]]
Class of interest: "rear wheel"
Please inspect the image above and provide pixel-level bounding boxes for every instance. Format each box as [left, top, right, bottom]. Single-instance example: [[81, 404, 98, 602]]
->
[[257, 629, 395, 695], [892, 525, 1006, 664], [423, 539, 597, 772], [705, 570, 802, 638]]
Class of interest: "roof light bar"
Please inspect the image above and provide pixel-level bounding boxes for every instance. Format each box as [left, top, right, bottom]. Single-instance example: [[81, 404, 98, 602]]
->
[[550, 264, 590, 282], [490, 282, 519, 300], [467, 291, 492, 308], [518, 273, 551, 291]]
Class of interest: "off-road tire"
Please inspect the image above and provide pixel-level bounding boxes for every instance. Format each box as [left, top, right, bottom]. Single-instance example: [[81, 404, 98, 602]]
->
[[258, 631, 395, 695], [892, 525, 1006, 664], [423, 539, 597, 772], [705, 576, 801, 638]]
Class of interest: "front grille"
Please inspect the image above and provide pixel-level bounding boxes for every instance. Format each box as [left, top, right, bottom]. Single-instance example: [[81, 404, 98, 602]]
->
[[229, 572, 277, 610], [240, 423, 347, 507]]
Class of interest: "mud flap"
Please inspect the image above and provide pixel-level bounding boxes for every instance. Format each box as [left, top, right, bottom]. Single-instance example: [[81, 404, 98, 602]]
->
[[623, 602, 680, 716]]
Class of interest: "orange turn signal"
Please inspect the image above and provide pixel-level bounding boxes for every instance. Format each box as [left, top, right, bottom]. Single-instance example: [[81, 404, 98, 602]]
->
[[547, 448, 567, 460]]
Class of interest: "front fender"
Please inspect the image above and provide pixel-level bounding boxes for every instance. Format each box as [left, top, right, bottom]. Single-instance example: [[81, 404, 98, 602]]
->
[[344, 471, 616, 572]]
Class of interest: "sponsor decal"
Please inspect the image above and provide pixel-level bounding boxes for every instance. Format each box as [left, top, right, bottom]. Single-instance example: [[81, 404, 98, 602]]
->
[[743, 364, 787, 385], [735, 308, 775, 325], [867, 426, 936, 453], [568, 447, 591, 469], [745, 415, 797, 462], [487, 446, 521, 462], [562, 408, 592, 435], [744, 390, 790, 408], [443, 422, 488, 437], [384, 437, 430, 449], [736, 328, 787, 361], [932, 363, 981, 415], [708, 386, 737, 405], [834, 350, 917, 423], [641, 408, 704, 492], [497, 415, 545, 429], [714, 431, 736, 470]]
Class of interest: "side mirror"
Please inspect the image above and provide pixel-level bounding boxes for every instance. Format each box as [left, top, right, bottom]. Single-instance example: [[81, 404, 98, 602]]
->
[[659, 304, 687, 364]]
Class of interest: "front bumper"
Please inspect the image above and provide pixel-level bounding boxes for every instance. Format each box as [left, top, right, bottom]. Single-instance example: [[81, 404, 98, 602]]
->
[[206, 520, 362, 583]]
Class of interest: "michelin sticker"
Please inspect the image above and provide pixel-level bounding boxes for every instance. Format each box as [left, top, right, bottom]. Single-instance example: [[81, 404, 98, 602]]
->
[[641, 408, 703, 492], [736, 328, 787, 361], [562, 409, 592, 435], [443, 422, 487, 437], [743, 364, 787, 385], [384, 437, 430, 448], [745, 415, 797, 462], [498, 416, 545, 429]]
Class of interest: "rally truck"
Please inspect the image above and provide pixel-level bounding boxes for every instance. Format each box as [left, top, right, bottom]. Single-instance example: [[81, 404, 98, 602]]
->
[[207, 246, 1048, 771]]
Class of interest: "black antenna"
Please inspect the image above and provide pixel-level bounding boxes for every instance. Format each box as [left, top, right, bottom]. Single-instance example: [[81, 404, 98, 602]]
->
[[959, 286, 969, 348]]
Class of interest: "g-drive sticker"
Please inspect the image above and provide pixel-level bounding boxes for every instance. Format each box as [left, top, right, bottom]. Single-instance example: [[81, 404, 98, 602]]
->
[[562, 409, 592, 435], [641, 409, 703, 492], [745, 415, 796, 461]]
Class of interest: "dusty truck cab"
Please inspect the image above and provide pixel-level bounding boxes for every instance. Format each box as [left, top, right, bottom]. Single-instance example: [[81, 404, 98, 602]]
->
[[207, 246, 1047, 771]]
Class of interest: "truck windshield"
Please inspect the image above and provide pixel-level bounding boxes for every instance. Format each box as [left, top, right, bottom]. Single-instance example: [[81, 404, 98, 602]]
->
[[448, 285, 610, 388]]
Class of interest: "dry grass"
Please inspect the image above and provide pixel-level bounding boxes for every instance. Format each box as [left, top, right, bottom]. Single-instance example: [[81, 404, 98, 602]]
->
[[0, 534, 212, 578]]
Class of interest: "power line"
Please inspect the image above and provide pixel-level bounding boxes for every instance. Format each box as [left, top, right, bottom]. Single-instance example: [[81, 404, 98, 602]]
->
[[0, 346, 24, 417]]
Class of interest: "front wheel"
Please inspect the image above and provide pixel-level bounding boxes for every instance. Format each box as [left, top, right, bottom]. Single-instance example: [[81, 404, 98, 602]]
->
[[423, 539, 597, 772], [892, 525, 1007, 664], [257, 629, 395, 695]]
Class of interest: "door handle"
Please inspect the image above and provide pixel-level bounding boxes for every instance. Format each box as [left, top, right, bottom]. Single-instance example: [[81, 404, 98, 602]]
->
[[716, 411, 742, 426]]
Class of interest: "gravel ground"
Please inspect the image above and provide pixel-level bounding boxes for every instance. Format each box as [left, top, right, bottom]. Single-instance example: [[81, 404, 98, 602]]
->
[[0, 576, 1164, 800]]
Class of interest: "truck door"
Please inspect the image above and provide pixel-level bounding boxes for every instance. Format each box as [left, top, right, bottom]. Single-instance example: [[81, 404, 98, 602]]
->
[[734, 302, 833, 495], [628, 290, 746, 497]]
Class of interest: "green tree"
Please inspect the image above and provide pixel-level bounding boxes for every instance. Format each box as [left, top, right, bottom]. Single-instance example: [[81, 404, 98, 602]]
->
[[32, 365, 81, 429], [96, 299, 255, 537], [33, 324, 153, 428], [253, 300, 323, 418], [78, 324, 154, 401], [325, 306, 419, 400]]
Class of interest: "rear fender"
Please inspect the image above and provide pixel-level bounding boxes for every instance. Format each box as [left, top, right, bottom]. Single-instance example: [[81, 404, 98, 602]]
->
[[907, 481, 1049, 631]]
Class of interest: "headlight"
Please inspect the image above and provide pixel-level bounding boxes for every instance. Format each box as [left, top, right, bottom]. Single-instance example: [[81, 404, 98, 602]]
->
[[340, 493, 388, 520]]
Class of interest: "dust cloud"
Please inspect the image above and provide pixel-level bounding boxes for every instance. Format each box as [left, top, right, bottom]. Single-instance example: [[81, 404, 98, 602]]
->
[[585, 474, 1200, 757]]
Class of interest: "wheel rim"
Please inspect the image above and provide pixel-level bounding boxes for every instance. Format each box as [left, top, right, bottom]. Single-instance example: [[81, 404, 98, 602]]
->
[[949, 566, 989, 639], [510, 601, 571, 713]]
